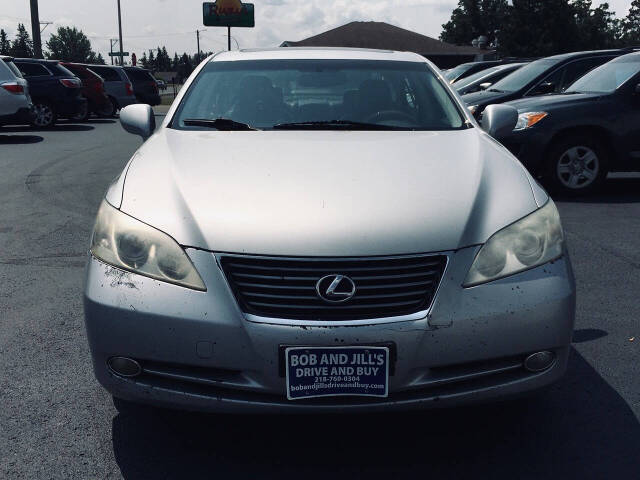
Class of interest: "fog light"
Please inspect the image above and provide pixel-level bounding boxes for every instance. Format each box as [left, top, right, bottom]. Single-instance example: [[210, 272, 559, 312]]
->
[[108, 356, 142, 377], [524, 351, 556, 372]]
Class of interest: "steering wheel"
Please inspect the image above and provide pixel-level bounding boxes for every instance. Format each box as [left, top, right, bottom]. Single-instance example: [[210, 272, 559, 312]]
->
[[364, 110, 417, 124]]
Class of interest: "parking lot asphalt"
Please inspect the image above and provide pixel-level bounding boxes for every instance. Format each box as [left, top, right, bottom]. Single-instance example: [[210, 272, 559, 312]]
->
[[1, 119, 639, 479]]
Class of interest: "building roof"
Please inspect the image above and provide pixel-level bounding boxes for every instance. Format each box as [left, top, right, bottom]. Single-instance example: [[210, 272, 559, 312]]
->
[[281, 21, 485, 56]]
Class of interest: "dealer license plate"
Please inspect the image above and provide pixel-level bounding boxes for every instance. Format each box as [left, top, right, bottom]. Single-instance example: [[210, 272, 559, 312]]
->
[[285, 346, 389, 400]]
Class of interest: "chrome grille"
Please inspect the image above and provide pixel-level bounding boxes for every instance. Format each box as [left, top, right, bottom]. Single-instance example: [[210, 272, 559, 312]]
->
[[219, 254, 447, 321]]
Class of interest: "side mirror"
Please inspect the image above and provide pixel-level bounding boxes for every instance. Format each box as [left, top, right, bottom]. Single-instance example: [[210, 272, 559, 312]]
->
[[532, 81, 555, 95], [481, 104, 518, 139], [120, 104, 156, 140], [479, 82, 492, 90], [635, 83, 640, 94]]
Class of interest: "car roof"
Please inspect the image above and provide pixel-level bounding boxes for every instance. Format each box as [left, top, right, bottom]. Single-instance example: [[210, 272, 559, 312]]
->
[[209, 47, 427, 63], [85, 64, 123, 69], [542, 49, 631, 62], [610, 51, 640, 62], [14, 57, 60, 65]]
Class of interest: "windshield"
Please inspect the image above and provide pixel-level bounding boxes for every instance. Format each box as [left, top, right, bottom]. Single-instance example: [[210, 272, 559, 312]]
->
[[444, 63, 472, 82], [490, 59, 559, 93], [173, 59, 465, 131], [566, 57, 640, 93], [455, 66, 503, 90]]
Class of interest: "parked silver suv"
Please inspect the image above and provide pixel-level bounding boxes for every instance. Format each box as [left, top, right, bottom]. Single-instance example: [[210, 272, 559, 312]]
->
[[85, 64, 136, 116], [84, 48, 576, 413], [0, 56, 33, 126]]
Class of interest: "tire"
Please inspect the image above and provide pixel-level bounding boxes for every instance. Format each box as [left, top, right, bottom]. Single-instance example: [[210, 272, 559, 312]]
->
[[98, 97, 117, 118], [70, 101, 90, 122], [30, 102, 57, 128], [544, 135, 609, 196]]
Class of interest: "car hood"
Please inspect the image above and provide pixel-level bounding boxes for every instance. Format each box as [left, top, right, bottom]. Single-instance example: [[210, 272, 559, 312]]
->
[[117, 128, 542, 256], [461, 89, 510, 107], [505, 93, 601, 112]]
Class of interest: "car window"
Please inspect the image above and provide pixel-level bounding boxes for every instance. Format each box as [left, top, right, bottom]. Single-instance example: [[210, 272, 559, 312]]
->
[[566, 56, 640, 93], [533, 66, 566, 94], [559, 57, 614, 91], [16, 62, 51, 77], [3, 59, 23, 78], [444, 64, 472, 82], [455, 66, 503, 90], [49, 63, 76, 77], [89, 66, 120, 81], [65, 64, 91, 79], [490, 59, 560, 93], [173, 59, 465, 130], [124, 68, 154, 82]]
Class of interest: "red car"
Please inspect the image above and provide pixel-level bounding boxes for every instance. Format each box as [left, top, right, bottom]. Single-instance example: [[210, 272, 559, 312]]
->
[[61, 62, 110, 121]]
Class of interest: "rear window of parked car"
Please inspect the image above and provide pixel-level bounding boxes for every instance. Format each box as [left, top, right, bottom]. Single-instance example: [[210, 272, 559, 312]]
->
[[89, 66, 121, 81], [124, 68, 155, 82], [3, 59, 23, 78], [16, 62, 51, 77], [48, 63, 76, 77]]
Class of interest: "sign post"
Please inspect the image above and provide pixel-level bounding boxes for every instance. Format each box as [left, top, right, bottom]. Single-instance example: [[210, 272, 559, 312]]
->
[[203, 1, 255, 51]]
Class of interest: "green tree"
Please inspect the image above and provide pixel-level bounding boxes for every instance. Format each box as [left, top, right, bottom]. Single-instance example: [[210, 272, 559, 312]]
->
[[0, 29, 10, 55], [95, 52, 106, 65], [46, 27, 101, 62], [622, 0, 640, 45], [440, 0, 510, 46], [140, 51, 149, 68], [572, 1, 622, 48], [9, 23, 33, 57], [147, 49, 156, 70]]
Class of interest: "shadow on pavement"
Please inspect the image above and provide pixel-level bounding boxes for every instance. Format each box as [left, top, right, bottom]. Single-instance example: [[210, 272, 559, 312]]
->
[[573, 328, 608, 344], [556, 175, 640, 204], [0, 134, 44, 145], [85, 119, 117, 124], [111, 348, 640, 479], [0, 124, 95, 133]]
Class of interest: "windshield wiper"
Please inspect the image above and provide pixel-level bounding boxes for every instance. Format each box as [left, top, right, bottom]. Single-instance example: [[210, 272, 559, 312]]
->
[[182, 118, 258, 131], [272, 120, 412, 130], [487, 88, 505, 93]]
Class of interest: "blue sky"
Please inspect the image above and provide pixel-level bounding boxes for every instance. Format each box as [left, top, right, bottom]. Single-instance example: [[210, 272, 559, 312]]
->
[[0, 1, 634, 61]]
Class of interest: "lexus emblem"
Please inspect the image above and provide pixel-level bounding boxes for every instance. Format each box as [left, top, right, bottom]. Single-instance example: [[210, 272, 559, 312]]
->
[[316, 275, 356, 303]]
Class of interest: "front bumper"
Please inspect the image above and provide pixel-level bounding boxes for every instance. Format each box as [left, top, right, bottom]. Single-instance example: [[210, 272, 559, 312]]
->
[[84, 246, 576, 413]]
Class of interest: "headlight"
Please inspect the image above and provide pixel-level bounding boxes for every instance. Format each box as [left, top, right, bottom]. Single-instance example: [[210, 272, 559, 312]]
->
[[464, 200, 564, 287], [90, 200, 206, 291], [514, 111, 548, 131]]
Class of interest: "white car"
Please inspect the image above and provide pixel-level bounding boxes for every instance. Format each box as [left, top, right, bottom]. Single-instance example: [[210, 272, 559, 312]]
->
[[0, 56, 33, 126], [84, 48, 575, 413]]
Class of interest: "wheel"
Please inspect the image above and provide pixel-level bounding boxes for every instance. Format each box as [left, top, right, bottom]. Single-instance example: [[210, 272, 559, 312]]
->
[[31, 102, 57, 128], [544, 135, 609, 196], [98, 97, 117, 118], [70, 101, 90, 122]]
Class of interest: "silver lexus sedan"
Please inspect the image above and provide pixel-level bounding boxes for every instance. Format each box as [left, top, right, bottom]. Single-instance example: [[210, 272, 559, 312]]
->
[[84, 48, 576, 413]]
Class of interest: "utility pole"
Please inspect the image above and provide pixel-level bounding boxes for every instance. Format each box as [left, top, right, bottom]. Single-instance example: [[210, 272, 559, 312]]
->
[[117, 0, 124, 67], [29, 0, 43, 58], [196, 29, 201, 63]]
